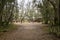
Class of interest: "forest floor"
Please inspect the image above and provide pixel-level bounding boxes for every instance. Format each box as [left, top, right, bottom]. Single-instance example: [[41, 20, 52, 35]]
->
[[0, 22, 60, 40]]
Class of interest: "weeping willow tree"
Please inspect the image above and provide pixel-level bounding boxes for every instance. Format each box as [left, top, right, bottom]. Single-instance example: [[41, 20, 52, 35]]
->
[[0, 0, 18, 27]]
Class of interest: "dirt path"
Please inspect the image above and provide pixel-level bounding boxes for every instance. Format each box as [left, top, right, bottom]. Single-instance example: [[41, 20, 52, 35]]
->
[[0, 23, 59, 40]]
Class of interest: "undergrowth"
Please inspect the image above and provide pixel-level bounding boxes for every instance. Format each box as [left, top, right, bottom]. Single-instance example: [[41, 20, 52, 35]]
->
[[48, 25, 60, 38], [0, 24, 17, 32]]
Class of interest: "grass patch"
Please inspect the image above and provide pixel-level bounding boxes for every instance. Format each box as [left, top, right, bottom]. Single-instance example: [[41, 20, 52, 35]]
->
[[0, 24, 17, 32]]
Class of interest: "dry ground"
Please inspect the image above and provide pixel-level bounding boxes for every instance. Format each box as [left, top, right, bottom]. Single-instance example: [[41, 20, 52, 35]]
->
[[0, 22, 59, 40]]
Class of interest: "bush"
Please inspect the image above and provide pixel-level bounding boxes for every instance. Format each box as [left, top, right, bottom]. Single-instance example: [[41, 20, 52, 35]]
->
[[0, 24, 17, 32], [49, 25, 60, 38]]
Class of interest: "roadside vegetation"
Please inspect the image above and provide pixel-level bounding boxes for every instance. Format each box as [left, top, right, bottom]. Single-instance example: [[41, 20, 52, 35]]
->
[[0, 0, 60, 38]]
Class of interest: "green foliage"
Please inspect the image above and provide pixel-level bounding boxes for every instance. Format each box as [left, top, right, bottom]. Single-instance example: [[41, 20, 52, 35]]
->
[[34, 0, 60, 37], [0, 24, 17, 32], [49, 26, 60, 37], [0, 0, 18, 27]]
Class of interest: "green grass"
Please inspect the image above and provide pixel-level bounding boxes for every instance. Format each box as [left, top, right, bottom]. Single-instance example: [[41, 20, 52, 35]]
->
[[0, 24, 17, 32]]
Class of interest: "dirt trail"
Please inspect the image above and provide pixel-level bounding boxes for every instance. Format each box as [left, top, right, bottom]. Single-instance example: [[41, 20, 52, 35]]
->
[[0, 23, 59, 40]]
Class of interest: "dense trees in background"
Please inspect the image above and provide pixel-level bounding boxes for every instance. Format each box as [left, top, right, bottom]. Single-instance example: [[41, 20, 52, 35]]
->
[[33, 0, 59, 37], [0, 0, 42, 27], [33, 0, 59, 25], [0, 0, 18, 27], [0, 0, 59, 37], [0, 0, 59, 25], [18, 0, 42, 22]]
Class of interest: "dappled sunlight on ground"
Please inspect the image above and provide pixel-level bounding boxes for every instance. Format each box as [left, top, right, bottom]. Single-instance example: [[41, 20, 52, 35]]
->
[[13, 22, 42, 25]]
